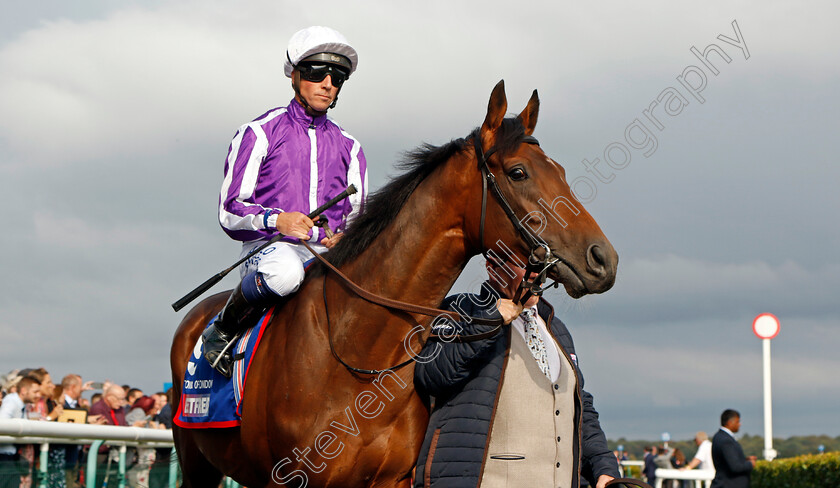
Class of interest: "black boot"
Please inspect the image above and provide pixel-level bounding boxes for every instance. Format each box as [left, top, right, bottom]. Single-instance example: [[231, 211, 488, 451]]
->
[[202, 284, 256, 378]]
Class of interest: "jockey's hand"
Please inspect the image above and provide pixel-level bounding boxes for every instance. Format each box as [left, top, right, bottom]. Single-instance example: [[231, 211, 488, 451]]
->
[[276, 212, 314, 240], [320, 232, 344, 249], [496, 298, 524, 324], [595, 475, 615, 488]]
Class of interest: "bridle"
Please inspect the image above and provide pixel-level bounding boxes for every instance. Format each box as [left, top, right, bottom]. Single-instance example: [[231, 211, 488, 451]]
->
[[304, 130, 564, 375], [474, 134, 562, 304]]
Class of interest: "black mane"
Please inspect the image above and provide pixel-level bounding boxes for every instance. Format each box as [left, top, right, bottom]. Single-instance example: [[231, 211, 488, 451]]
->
[[320, 117, 528, 269]]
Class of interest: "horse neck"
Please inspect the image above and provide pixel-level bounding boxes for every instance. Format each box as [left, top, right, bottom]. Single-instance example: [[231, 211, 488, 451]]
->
[[340, 152, 479, 322]]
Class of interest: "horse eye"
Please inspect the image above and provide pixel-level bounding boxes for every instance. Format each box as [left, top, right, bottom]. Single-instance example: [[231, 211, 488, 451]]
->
[[508, 168, 528, 181]]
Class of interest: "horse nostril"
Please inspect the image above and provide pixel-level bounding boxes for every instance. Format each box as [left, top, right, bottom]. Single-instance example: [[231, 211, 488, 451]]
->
[[586, 244, 607, 277]]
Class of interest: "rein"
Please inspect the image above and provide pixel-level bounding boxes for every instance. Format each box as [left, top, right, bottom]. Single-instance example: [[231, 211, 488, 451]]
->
[[303, 132, 559, 375], [302, 240, 505, 375], [474, 134, 561, 303]]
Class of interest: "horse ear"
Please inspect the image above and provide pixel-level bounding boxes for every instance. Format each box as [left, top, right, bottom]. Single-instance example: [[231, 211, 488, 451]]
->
[[481, 80, 507, 146], [518, 89, 539, 136]]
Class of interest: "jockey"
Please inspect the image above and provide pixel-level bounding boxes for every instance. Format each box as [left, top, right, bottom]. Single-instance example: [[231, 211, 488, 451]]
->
[[203, 26, 368, 377]]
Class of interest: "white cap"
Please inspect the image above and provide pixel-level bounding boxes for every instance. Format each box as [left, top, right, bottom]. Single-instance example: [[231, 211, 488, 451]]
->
[[284, 26, 358, 78]]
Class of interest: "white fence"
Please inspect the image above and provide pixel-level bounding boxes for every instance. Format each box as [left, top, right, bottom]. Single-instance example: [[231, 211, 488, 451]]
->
[[0, 419, 177, 488], [617, 461, 714, 488], [653, 469, 715, 488], [0, 419, 246, 488]]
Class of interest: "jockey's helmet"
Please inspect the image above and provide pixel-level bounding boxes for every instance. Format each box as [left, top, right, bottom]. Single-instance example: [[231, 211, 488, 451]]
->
[[284, 26, 358, 79]]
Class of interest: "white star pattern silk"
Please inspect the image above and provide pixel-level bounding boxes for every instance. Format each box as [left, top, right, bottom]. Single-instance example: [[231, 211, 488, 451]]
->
[[521, 309, 551, 379]]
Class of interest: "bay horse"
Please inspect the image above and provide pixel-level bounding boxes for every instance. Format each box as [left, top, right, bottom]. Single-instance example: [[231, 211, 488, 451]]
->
[[171, 80, 618, 487]]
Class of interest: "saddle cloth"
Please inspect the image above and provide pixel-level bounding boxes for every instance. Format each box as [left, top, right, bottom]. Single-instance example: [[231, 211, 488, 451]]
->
[[174, 306, 275, 429]]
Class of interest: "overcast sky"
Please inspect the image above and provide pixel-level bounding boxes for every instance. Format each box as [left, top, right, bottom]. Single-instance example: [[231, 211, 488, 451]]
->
[[1, 0, 838, 443]]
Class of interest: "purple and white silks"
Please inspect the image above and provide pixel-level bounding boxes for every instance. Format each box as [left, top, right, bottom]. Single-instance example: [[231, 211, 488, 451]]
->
[[218, 98, 367, 244]]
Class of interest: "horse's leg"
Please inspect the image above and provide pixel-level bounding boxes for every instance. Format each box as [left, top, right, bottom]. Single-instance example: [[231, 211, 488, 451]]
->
[[173, 428, 224, 488], [170, 292, 229, 487]]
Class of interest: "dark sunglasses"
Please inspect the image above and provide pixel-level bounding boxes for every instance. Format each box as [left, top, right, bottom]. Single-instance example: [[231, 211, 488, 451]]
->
[[297, 63, 349, 87]]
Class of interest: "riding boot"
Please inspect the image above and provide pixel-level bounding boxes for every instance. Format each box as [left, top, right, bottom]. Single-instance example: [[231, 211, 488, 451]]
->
[[201, 283, 256, 378]]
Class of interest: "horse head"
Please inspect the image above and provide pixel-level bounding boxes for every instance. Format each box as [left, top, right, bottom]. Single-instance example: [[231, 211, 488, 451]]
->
[[474, 80, 618, 298]]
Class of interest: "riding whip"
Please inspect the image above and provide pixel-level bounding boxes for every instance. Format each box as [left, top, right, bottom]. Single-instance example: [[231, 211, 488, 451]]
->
[[171, 184, 357, 312]]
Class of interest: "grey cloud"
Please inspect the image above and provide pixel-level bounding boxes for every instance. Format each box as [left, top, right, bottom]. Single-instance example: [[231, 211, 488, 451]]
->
[[2, 0, 840, 440]]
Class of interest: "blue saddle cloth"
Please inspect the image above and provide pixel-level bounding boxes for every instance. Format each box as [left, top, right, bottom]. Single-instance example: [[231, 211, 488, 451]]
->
[[174, 306, 275, 429]]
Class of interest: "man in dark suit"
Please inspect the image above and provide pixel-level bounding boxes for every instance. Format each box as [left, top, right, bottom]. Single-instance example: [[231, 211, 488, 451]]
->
[[710, 409, 756, 488], [642, 446, 658, 485]]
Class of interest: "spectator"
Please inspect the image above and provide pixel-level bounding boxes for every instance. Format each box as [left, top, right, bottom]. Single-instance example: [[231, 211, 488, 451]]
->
[[89, 385, 131, 486], [24, 368, 67, 487], [654, 445, 672, 469], [683, 431, 715, 471], [59, 375, 94, 411], [654, 446, 674, 487], [613, 451, 625, 477], [154, 389, 172, 430], [58, 375, 101, 488], [149, 389, 174, 488], [711, 409, 756, 488], [1, 371, 23, 407], [0, 376, 41, 488], [125, 396, 160, 488], [671, 448, 685, 468], [670, 448, 688, 488], [151, 392, 167, 417], [89, 385, 127, 426], [125, 396, 158, 428], [643, 446, 658, 485], [126, 388, 144, 408], [89, 393, 102, 407], [25, 368, 63, 421]]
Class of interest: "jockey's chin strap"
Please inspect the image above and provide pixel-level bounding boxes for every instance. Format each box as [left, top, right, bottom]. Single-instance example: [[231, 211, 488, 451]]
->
[[474, 135, 561, 305]]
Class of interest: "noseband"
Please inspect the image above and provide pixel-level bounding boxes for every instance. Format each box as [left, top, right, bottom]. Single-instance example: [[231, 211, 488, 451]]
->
[[474, 135, 561, 303]]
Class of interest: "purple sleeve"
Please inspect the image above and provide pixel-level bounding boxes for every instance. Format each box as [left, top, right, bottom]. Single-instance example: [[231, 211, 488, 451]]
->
[[218, 126, 277, 242]]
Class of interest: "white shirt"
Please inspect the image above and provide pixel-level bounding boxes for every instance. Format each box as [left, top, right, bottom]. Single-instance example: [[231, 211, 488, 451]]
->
[[721, 426, 737, 439], [511, 306, 563, 382], [63, 394, 78, 409], [693, 439, 714, 470], [0, 392, 25, 455]]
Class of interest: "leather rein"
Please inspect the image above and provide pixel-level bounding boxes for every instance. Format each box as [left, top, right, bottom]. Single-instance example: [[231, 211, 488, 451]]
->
[[304, 132, 562, 374]]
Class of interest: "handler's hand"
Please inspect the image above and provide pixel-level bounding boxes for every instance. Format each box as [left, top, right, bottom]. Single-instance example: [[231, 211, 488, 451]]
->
[[496, 298, 524, 324], [276, 212, 314, 240], [320, 232, 344, 249], [596, 474, 615, 488]]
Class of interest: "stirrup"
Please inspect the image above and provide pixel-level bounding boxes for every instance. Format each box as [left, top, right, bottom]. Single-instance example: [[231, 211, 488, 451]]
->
[[202, 322, 240, 378], [209, 333, 240, 372]]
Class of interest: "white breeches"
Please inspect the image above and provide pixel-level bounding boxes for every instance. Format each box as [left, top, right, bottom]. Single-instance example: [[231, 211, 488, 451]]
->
[[238, 240, 327, 297]]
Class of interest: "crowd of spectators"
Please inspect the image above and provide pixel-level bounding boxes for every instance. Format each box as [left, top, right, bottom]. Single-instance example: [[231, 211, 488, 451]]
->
[[641, 435, 715, 488], [0, 367, 173, 488]]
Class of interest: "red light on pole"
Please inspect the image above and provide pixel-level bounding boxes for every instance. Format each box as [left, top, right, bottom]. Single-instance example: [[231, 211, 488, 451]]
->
[[753, 313, 780, 461], [753, 313, 780, 340]]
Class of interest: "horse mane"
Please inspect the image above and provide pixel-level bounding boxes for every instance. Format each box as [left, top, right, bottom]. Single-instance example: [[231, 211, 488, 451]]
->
[[321, 117, 528, 269]]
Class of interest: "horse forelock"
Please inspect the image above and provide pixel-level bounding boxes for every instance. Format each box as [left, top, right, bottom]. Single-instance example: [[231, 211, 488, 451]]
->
[[320, 116, 530, 269]]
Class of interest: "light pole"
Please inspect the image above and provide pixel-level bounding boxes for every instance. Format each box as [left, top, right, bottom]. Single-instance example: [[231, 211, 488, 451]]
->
[[753, 313, 780, 461]]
